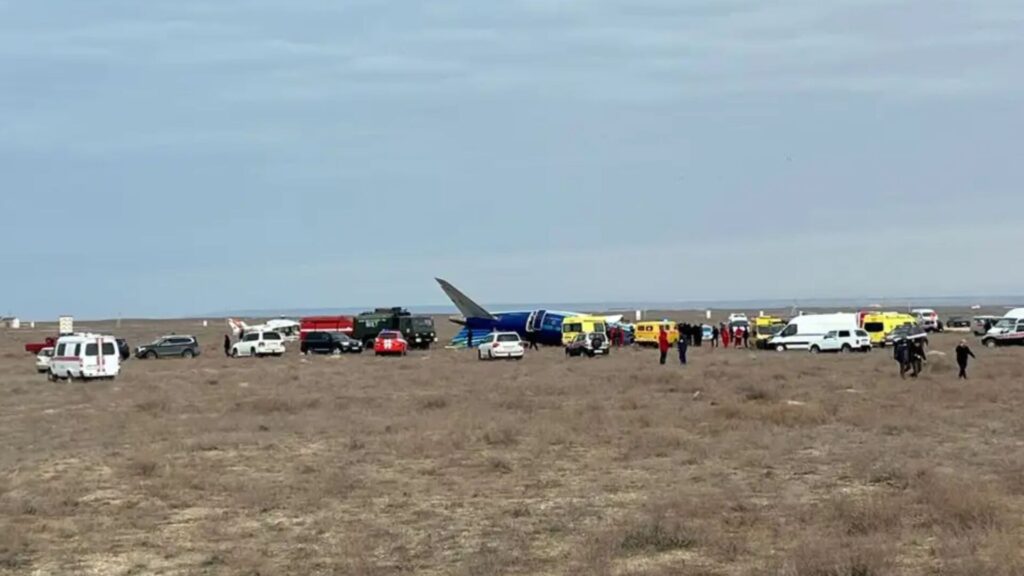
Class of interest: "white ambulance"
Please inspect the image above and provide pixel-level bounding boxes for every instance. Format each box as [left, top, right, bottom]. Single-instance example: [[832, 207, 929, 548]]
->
[[49, 333, 121, 381]]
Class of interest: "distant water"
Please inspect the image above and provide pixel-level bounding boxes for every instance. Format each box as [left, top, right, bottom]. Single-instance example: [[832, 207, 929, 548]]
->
[[216, 295, 1024, 318]]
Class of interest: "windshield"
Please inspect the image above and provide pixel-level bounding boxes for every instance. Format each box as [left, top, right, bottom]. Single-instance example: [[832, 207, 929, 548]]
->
[[379, 332, 398, 340], [497, 334, 519, 343], [994, 318, 1015, 329], [413, 318, 434, 330], [756, 323, 784, 336]]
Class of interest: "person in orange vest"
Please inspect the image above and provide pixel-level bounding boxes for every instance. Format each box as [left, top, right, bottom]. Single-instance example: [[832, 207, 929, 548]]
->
[[658, 327, 670, 365], [722, 324, 731, 348]]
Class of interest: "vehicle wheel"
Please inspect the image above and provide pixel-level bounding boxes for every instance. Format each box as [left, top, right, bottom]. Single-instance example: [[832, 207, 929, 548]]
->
[[984, 339, 997, 349], [810, 345, 820, 354], [182, 349, 194, 359], [775, 344, 786, 352], [230, 349, 238, 358], [841, 344, 852, 353], [47, 371, 57, 382], [146, 350, 157, 359], [250, 347, 257, 357], [479, 350, 485, 361], [564, 348, 570, 356]]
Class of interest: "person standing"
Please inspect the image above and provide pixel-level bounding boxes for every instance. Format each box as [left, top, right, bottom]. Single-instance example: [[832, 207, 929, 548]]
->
[[722, 324, 731, 349], [742, 326, 750, 349], [910, 339, 927, 377], [466, 328, 474, 349], [711, 325, 719, 348], [955, 340, 976, 379], [894, 338, 911, 379], [526, 332, 539, 350], [658, 327, 669, 365], [223, 334, 231, 357], [677, 331, 689, 365]]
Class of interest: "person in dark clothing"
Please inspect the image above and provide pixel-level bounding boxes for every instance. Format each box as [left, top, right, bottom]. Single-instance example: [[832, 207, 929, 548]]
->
[[466, 328, 473, 349], [910, 340, 927, 377], [956, 340, 975, 379], [677, 332, 689, 365], [223, 334, 231, 357], [894, 339, 911, 379], [711, 326, 719, 348], [526, 332, 539, 350], [742, 326, 750, 349], [693, 324, 703, 347], [658, 328, 669, 365]]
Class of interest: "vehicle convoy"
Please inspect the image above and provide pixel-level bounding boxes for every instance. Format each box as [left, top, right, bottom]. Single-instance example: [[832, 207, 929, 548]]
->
[[565, 332, 611, 357], [231, 331, 286, 358], [136, 335, 201, 359], [35, 347, 54, 373], [478, 332, 526, 360], [634, 321, 679, 347], [753, 316, 788, 349], [374, 330, 408, 356], [981, 319, 1024, 348], [353, 308, 437, 349], [49, 333, 121, 381], [561, 316, 608, 345], [769, 313, 859, 352], [809, 329, 872, 354], [300, 331, 363, 355], [859, 312, 916, 347]]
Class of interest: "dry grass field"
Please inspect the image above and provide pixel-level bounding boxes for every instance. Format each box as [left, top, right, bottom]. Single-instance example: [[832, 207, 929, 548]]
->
[[2, 314, 1023, 575]]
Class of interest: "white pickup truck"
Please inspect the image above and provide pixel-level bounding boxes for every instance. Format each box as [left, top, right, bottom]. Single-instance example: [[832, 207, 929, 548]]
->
[[809, 329, 872, 354]]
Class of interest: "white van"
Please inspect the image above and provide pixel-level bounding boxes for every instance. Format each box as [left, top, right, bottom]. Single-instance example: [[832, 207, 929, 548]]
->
[[987, 308, 1024, 336], [49, 333, 121, 381], [768, 313, 859, 352]]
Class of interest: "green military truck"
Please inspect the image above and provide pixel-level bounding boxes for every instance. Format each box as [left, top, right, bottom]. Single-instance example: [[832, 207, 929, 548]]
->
[[352, 308, 438, 350]]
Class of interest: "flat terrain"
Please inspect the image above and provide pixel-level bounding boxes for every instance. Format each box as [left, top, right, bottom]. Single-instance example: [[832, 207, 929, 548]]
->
[[1, 315, 1023, 575]]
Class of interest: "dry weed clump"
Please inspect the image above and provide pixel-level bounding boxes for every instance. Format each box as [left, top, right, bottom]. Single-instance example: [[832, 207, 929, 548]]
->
[[619, 514, 697, 555], [828, 494, 904, 536], [914, 473, 1004, 534], [779, 536, 895, 576]]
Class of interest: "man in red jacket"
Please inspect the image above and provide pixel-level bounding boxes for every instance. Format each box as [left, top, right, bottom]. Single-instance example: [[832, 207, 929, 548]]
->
[[658, 327, 669, 365]]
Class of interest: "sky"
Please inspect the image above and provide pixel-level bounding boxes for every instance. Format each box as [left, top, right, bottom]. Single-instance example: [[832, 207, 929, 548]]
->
[[1, 0, 1022, 319]]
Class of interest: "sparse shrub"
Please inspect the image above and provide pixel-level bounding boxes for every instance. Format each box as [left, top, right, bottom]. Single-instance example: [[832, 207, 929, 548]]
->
[[420, 396, 448, 410], [829, 494, 903, 536], [783, 536, 894, 576], [482, 423, 520, 447], [127, 459, 159, 478], [619, 514, 696, 554], [916, 474, 1003, 533], [739, 383, 776, 402], [487, 456, 513, 474]]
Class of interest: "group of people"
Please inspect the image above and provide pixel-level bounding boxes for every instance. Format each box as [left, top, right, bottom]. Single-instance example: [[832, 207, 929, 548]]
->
[[891, 338, 977, 379]]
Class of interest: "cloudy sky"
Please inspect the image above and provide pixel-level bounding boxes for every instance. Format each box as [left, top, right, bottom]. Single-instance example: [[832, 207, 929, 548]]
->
[[2, 0, 1022, 318]]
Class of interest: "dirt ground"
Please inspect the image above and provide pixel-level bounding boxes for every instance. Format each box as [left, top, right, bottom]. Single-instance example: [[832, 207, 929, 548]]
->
[[1, 312, 1023, 575]]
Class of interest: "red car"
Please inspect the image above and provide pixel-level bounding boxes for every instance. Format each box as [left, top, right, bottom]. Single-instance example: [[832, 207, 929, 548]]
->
[[374, 330, 408, 356]]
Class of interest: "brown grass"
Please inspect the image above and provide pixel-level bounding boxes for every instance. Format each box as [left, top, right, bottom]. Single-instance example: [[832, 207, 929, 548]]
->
[[1, 317, 1023, 575]]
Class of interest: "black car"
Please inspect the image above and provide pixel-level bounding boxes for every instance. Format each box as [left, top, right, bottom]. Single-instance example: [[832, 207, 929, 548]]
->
[[301, 332, 364, 355], [116, 338, 131, 361], [883, 324, 928, 348], [135, 335, 201, 359]]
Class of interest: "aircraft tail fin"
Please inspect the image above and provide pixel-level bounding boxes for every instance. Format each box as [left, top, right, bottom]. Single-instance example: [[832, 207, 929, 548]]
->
[[227, 318, 248, 335], [435, 279, 496, 321]]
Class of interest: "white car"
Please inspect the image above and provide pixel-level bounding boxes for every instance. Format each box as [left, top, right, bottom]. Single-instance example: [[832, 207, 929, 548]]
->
[[809, 329, 872, 354], [911, 309, 941, 332], [35, 347, 54, 373], [727, 313, 749, 324], [231, 331, 286, 358], [478, 332, 525, 360]]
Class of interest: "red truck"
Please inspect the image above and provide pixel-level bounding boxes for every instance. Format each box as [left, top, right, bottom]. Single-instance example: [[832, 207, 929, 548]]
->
[[25, 337, 58, 355], [299, 316, 354, 341]]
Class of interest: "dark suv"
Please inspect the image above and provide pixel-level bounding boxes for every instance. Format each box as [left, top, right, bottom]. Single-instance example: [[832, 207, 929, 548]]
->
[[301, 332, 364, 355], [135, 336, 201, 359]]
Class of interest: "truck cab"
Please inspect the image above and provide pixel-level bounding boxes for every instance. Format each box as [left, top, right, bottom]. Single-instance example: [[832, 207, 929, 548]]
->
[[353, 307, 437, 349]]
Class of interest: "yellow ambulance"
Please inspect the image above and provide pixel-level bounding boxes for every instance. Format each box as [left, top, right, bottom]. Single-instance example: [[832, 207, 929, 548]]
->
[[860, 312, 917, 346], [633, 321, 679, 347], [561, 316, 608, 345]]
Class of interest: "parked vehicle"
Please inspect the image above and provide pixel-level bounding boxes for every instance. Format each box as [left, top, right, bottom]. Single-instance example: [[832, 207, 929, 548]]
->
[[634, 321, 679, 347], [981, 320, 1024, 348], [973, 316, 1002, 336], [354, 308, 437, 349], [727, 313, 749, 324], [300, 331, 363, 355], [860, 312, 916, 347], [478, 332, 526, 360], [884, 324, 928, 347], [986, 308, 1024, 337], [565, 332, 611, 357], [911, 309, 942, 332], [753, 316, 787, 349], [561, 316, 608, 345], [49, 333, 121, 381], [809, 329, 872, 354], [944, 317, 972, 333], [136, 335, 201, 359], [25, 336, 57, 355], [231, 331, 286, 358], [299, 316, 354, 341], [35, 347, 54, 373], [374, 330, 408, 356], [116, 338, 131, 361], [769, 313, 859, 352]]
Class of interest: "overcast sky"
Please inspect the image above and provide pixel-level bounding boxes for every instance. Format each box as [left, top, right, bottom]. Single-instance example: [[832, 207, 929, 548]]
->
[[2, 0, 1022, 319]]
